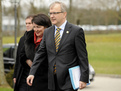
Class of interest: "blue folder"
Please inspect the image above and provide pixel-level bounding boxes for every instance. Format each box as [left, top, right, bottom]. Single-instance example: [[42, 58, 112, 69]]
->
[[69, 66, 90, 90]]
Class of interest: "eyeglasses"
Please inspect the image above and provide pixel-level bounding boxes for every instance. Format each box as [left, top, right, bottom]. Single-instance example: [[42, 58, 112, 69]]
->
[[48, 12, 63, 16]]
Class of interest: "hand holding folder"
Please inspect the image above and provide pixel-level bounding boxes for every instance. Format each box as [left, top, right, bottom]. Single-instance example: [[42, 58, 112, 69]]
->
[[69, 66, 90, 90]]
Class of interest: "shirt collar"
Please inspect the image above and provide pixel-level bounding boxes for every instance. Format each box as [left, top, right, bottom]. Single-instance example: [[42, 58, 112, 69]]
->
[[55, 20, 67, 31]]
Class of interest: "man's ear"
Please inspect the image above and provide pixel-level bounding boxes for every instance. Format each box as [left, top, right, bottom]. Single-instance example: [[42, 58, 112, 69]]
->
[[63, 12, 67, 18]]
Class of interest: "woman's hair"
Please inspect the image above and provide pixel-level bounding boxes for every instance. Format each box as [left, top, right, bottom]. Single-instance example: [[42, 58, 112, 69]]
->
[[32, 13, 52, 28]]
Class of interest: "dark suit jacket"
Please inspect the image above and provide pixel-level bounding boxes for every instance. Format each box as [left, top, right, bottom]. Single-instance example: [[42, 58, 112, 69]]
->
[[13, 33, 25, 91], [29, 22, 89, 90]]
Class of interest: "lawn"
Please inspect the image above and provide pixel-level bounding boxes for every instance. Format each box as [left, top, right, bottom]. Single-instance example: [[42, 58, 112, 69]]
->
[[2, 33, 121, 75], [2, 36, 21, 44], [85, 33, 121, 75], [0, 87, 13, 91]]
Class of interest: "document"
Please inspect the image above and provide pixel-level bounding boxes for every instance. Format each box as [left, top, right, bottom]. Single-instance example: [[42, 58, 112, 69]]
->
[[69, 66, 90, 90]]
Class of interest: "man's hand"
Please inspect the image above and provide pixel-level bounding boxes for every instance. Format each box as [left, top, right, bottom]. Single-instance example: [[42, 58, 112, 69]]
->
[[79, 81, 87, 89], [27, 75, 34, 86], [13, 78, 16, 84]]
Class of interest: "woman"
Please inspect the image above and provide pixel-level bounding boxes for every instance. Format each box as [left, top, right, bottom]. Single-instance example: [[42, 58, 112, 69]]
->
[[20, 13, 51, 91]]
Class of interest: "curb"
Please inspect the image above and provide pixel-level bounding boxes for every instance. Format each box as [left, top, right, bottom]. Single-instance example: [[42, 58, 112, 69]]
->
[[95, 74, 121, 78]]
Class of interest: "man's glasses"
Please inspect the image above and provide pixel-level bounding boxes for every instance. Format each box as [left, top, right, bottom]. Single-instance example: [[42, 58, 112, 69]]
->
[[48, 12, 63, 16]]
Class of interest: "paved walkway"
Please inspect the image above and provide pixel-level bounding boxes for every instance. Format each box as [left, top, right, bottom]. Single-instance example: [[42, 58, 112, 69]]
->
[[78, 76, 121, 91]]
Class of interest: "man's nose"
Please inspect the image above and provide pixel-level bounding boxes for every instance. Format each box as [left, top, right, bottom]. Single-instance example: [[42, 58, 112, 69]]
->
[[50, 14, 54, 17], [26, 24, 29, 26]]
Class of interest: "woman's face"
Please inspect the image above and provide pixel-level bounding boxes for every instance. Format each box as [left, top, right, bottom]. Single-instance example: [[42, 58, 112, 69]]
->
[[33, 23, 46, 38]]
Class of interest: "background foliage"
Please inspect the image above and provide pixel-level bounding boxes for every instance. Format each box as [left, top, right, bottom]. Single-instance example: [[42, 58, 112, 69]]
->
[[2, 0, 121, 36]]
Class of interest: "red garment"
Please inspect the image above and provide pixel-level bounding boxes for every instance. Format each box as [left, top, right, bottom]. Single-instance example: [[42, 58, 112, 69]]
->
[[34, 32, 42, 49]]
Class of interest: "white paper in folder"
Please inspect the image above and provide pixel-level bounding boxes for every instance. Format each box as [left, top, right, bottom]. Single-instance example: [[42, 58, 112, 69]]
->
[[69, 66, 90, 90]]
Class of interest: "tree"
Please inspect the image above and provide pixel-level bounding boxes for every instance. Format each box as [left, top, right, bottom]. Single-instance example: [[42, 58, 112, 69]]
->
[[17, 2, 21, 37], [0, 0, 9, 87]]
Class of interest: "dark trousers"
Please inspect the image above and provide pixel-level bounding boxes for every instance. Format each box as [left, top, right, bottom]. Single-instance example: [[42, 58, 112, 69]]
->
[[18, 78, 28, 91], [18, 83, 28, 91], [51, 74, 77, 91]]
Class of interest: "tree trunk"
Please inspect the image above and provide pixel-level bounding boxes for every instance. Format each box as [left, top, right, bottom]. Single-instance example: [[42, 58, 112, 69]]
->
[[0, 0, 9, 87], [69, 0, 73, 23], [17, 5, 20, 37]]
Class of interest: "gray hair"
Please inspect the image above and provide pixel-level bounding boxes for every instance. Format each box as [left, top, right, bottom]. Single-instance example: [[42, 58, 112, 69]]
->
[[49, 1, 67, 12]]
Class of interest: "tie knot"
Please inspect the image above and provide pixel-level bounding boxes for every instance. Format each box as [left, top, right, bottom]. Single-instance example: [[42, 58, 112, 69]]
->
[[56, 28, 61, 31]]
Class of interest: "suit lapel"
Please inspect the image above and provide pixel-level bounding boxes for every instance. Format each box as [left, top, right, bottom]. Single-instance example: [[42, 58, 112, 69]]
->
[[58, 22, 72, 52], [50, 26, 56, 53]]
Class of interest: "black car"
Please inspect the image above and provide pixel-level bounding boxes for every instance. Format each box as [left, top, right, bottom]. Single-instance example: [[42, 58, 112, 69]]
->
[[3, 43, 95, 81], [3, 44, 16, 73]]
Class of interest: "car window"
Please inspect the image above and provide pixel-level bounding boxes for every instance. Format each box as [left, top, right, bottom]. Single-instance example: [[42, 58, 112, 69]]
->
[[3, 47, 14, 58]]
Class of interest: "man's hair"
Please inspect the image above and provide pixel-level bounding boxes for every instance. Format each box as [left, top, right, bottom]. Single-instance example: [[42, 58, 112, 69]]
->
[[49, 1, 67, 12], [25, 14, 35, 20]]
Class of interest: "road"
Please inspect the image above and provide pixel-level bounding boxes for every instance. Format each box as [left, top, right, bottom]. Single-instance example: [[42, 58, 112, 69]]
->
[[78, 76, 121, 91]]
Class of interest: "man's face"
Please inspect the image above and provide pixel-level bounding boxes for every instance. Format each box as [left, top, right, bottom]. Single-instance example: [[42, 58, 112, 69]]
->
[[49, 4, 66, 27], [25, 18, 33, 31]]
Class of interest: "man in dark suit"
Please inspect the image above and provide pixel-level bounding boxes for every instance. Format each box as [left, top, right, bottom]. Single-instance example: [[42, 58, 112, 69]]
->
[[27, 1, 89, 91], [13, 15, 34, 91]]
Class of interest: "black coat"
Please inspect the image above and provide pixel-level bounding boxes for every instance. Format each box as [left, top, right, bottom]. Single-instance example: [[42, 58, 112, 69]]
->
[[13, 32, 26, 91], [20, 30, 49, 91]]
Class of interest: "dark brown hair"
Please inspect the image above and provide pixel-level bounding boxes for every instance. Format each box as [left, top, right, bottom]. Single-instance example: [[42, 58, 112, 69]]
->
[[32, 13, 52, 28], [25, 14, 35, 20]]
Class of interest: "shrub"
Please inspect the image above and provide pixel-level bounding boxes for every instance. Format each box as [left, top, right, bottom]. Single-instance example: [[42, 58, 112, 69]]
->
[[5, 69, 14, 88]]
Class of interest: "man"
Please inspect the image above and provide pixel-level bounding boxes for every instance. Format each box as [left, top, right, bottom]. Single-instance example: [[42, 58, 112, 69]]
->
[[27, 1, 89, 91], [13, 15, 34, 91]]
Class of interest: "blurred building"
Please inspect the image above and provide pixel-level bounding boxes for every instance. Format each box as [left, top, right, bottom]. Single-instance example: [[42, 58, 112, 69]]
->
[[2, 16, 25, 31]]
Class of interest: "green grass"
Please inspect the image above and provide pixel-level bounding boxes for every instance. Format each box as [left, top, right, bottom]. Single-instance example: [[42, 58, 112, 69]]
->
[[2, 33, 121, 75], [85, 33, 121, 75], [2, 36, 21, 44], [0, 87, 13, 91]]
